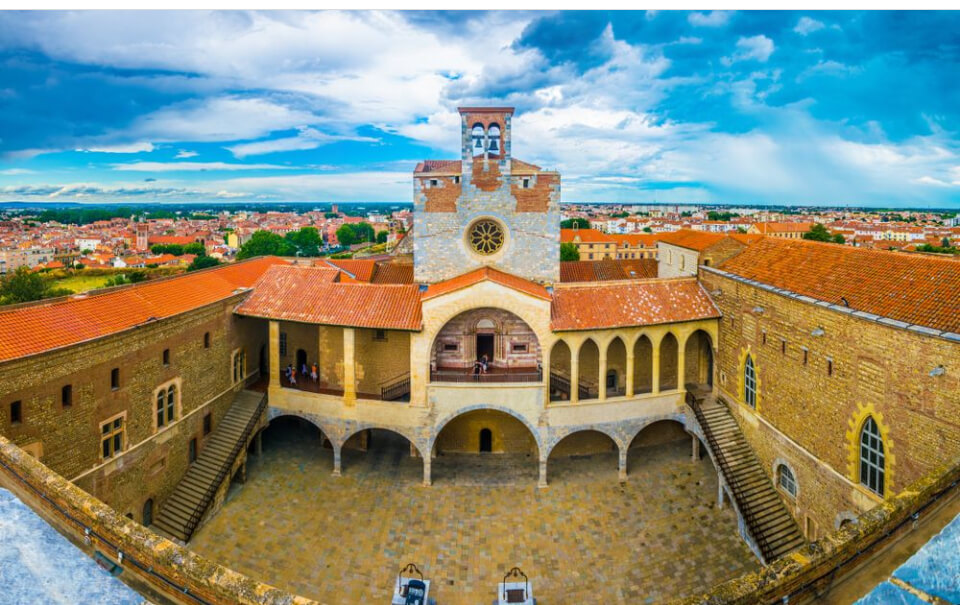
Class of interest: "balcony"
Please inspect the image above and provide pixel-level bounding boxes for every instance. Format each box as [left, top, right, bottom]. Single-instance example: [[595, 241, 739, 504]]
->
[[430, 366, 542, 384]]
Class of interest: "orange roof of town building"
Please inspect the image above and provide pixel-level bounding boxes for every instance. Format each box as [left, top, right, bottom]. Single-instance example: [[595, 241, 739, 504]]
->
[[235, 265, 422, 330], [611, 233, 662, 247], [0, 257, 288, 363], [422, 266, 551, 301], [551, 278, 720, 331], [750, 222, 815, 234], [560, 228, 615, 243], [657, 229, 734, 251], [560, 259, 657, 282], [322, 259, 377, 282], [148, 235, 196, 245], [713, 238, 960, 334]]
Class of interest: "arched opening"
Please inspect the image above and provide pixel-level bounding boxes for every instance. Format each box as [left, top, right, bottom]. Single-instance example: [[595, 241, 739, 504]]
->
[[683, 330, 713, 390], [547, 430, 618, 483], [341, 428, 422, 483], [859, 416, 885, 496], [627, 420, 689, 475], [432, 409, 539, 485], [633, 335, 653, 394], [659, 333, 679, 391], [606, 337, 627, 397], [549, 340, 572, 402], [578, 339, 600, 400], [471, 123, 485, 157], [261, 415, 332, 459], [486, 123, 501, 156], [142, 498, 153, 527], [431, 308, 541, 383], [295, 349, 307, 374]]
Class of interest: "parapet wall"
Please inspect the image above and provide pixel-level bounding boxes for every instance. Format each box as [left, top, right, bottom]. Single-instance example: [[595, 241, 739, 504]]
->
[[672, 455, 960, 605], [0, 434, 315, 605]]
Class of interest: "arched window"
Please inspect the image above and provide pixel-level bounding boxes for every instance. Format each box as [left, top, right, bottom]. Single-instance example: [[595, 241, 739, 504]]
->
[[471, 124, 485, 157], [777, 464, 797, 497], [156, 391, 165, 428], [859, 417, 885, 495], [486, 124, 500, 155], [744, 355, 757, 408]]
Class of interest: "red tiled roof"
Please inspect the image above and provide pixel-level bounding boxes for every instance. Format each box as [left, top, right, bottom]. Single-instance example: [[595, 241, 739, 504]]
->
[[715, 238, 960, 333], [323, 259, 376, 282], [751, 222, 815, 234], [560, 228, 614, 243], [148, 235, 196, 245], [0, 257, 288, 362], [422, 266, 551, 301], [551, 278, 720, 331], [235, 265, 422, 330], [371, 262, 414, 284], [657, 229, 731, 251], [559, 259, 657, 282]]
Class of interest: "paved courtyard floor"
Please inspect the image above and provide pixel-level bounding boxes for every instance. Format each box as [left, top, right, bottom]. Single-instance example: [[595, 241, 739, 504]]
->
[[189, 420, 758, 604]]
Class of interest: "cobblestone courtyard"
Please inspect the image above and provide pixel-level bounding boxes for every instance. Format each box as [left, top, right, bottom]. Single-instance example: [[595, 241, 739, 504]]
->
[[189, 418, 758, 604]]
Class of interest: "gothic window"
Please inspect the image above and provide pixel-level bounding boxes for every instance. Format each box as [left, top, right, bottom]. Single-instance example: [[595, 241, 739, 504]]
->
[[486, 124, 500, 155], [859, 417, 885, 495], [744, 355, 757, 408], [468, 219, 505, 255], [777, 464, 797, 497], [471, 124, 485, 157]]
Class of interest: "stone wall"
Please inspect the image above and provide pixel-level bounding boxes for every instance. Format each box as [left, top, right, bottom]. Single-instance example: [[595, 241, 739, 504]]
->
[[658, 243, 700, 277], [702, 267, 960, 532], [434, 409, 538, 455]]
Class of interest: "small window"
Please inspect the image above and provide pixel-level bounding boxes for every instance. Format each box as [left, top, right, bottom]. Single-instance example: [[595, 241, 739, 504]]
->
[[744, 356, 757, 408], [802, 348, 808, 366], [162, 348, 170, 366], [10, 400, 22, 425], [781, 339, 787, 355], [512, 343, 528, 353], [110, 368, 120, 390], [522, 178, 530, 189], [430, 179, 438, 187], [142, 498, 153, 527], [443, 343, 458, 352], [374, 329, 387, 341], [101, 416, 124, 459], [189, 438, 197, 463], [761, 330, 767, 345], [827, 358, 834, 376], [203, 332, 211, 349], [279, 332, 287, 356], [453, 175, 460, 185], [203, 413, 212, 436], [777, 464, 797, 497], [61, 384, 72, 408]]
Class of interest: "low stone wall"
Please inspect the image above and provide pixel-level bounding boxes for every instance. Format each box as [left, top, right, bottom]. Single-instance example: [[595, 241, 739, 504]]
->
[[0, 434, 315, 605], [672, 455, 960, 605]]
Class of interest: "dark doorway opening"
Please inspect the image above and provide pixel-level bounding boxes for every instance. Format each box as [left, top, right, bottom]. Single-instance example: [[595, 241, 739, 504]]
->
[[296, 349, 307, 371], [479, 428, 492, 453], [142, 498, 153, 527], [476, 333, 494, 363], [189, 438, 197, 463], [259, 344, 267, 376]]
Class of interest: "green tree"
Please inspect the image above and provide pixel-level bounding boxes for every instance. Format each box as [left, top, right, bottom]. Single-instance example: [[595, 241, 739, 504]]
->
[[560, 242, 580, 261], [183, 242, 205, 255], [285, 227, 323, 256], [560, 218, 591, 229], [802, 224, 835, 242], [237, 230, 297, 260], [353, 222, 376, 243], [643, 226, 653, 233], [0, 266, 48, 304], [376, 230, 389, 244], [151, 243, 185, 256], [187, 255, 221, 272], [832, 233, 846, 244], [128, 271, 148, 283], [336, 224, 358, 247]]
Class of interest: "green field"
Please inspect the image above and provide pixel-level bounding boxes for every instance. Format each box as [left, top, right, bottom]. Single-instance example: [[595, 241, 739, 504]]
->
[[50, 274, 114, 294]]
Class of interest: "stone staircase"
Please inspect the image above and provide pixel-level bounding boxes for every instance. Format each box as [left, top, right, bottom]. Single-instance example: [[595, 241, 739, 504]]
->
[[153, 390, 266, 543], [687, 393, 806, 562]]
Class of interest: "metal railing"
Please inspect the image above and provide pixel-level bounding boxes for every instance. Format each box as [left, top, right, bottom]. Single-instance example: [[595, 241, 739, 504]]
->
[[182, 393, 267, 541], [380, 372, 411, 401], [686, 391, 777, 561], [549, 371, 594, 400], [431, 369, 542, 384]]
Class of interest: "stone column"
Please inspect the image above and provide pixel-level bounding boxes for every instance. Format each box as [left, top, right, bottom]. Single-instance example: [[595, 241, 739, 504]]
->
[[538, 457, 548, 488], [422, 457, 432, 487], [691, 434, 699, 461], [625, 353, 635, 398], [717, 472, 725, 509], [652, 340, 661, 394], [677, 342, 686, 393], [618, 446, 628, 483], [269, 320, 280, 387], [598, 348, 608, 401], [332, 444, 342, 477], [570, 348, 580, 404], [343, 327, 356, 405]]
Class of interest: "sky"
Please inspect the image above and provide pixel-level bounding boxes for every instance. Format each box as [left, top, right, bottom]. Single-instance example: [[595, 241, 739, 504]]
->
[[0, 10, 958, 208]]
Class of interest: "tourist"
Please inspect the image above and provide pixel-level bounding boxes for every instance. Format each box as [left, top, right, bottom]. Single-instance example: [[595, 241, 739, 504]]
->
[[289, 365, 297, 386], [301, 361, 308, 378], [311, 363, 318, 382], [480, 354, 489, 373]]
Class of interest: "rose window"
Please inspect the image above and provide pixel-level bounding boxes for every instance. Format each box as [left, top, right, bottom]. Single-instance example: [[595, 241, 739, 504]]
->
[[468, 220, 505, 255]]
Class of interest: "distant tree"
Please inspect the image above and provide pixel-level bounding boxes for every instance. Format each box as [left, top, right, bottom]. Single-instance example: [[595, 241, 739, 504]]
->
[[560, 242, 580, 261], [643, 226, 653, 233], [237, 230, 297, 260], [284, 226, 323, 256], [183, 242, 205, 255], [736, 227, 748, 234], [560, 218, 591, 229], [376, 230, 389, 244], [151, 243, 185, 256], [187, 255, 221, 271], [81, 248, 93, 255], [128, 271, 148, 283], [336, 224, 358, 247], [0, 266, 48, 304], [707, 211, 739, 221], [942, 237, 951, 248], [353, 222, 376, 243], [803, 224, 835, 242], [832, 233, 846, 244], [324, 212, 339, 219]]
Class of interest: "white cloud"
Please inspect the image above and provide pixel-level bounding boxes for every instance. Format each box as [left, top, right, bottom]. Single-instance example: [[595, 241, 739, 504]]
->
[[0, 168, 35, 175], [211, 172, 412, 201], [688, 11, 733, 27], [112, 161, 295, 172], [794, 17, 825, 36], [913, 176, 952, 187], [227, 128, 379, 158], [175, 150, 198, 159], [723, 35, 775, 65], [76, 142, 155, 153]]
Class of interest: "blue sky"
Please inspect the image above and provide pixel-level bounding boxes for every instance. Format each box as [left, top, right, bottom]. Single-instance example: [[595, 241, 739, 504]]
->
[[0, 10, 958, 207]]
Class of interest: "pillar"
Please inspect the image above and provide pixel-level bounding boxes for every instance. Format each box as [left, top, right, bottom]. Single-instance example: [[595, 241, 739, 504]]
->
[[717, 472, 725, 509], [570, 348, 580, 404], [691, 434, 699, 462], [538, 457, 548, 488], [677, 341, 686, 393], [332, 445, 342, 477], [317, 326, 324, 384], [618, 446, 628, 483], [598, 348, 608, 401], [343, 327, 356, 405], [269, 320, 280, 386], [651, 340, 661, 394], [625, 352, 635, 398], [422, 457, 432, 487]]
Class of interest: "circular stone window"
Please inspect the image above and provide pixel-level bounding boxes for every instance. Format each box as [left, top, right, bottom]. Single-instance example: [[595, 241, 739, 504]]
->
[[468, 219, 505, 256]]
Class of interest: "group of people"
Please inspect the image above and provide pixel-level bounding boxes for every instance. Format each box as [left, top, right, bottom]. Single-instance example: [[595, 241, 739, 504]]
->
[[472, 354, 490, 375], [285, 361, 319, 386]]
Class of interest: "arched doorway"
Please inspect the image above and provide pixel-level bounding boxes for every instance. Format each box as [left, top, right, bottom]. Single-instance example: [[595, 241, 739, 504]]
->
[[142, 498, 153, 527], [431, 308, 541, 383], [295, 349, 307, 373], [606, 337, 627, 397], [578, 339, 600, 400], [549, 340, 572, 402], [432, 409, 539, 485], [547, 430, 618, 483], [627, 420, 689, 476], [633, 335, 653, 394], [684, 330, 713, 390], [341, 428, 422, 484], [659, 333, 679, 391]]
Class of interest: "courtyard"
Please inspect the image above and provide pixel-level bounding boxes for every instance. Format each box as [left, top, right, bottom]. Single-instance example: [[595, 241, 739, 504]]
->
[[189, 417, 758, 604]]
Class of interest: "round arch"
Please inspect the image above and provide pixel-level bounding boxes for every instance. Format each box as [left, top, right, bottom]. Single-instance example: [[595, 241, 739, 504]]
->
[[545, 429, 619, 483], [339, 424, 426, 459], [549, 339, 573, 402], [430, 405, 543, 458], [266, 408, 336, 441]]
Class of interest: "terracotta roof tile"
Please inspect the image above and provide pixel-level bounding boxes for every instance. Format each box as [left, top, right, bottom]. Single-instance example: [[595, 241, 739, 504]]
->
[[0, 257, 288, 362], [560, 259, 657, 282], [323, 259, 376, 282], [551, 278, 719, 331], [560, 228, 614, 243], [370, 262, 414, 284], [235, 265, 422, 330], [422, 267, 551, 301], [715, 238, 960, 333], [658, 229, 733, 251]]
